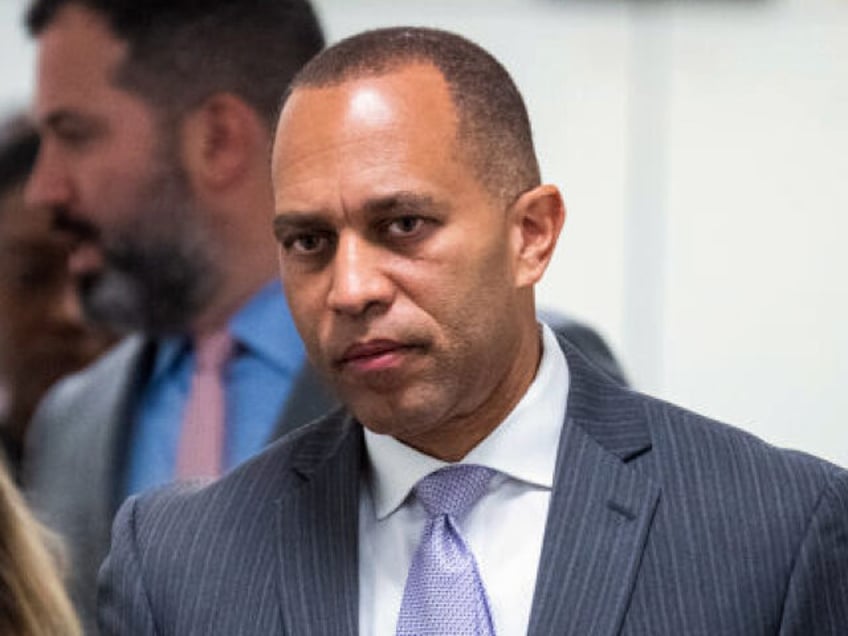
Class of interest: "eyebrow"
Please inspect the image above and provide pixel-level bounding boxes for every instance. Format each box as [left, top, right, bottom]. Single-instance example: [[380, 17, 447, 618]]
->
[[273, 191, 449, 235], [361, 192, 446, 218], [272, 212, 333, 239], [41, 109, 102, 132], [42, 110, 78, 128]]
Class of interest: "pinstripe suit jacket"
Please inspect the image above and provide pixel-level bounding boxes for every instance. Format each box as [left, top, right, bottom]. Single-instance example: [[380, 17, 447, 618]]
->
[[98, 337, 848, 635]]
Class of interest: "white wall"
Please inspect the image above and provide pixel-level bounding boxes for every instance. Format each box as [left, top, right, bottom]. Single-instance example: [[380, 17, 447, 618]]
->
[[660, 3, 848, 465], [0, 0, 34, 115], [2, 0, 846, 465]]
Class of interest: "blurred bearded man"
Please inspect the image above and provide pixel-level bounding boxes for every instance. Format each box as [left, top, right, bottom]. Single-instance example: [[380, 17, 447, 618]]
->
[[22, 1, 328, 631]]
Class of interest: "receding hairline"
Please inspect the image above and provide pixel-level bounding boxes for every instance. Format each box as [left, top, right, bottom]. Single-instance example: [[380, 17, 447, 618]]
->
[[292, 49, 447, 88], [280, 60, 522, 208], [288, 61, 487, 178], [284, 27, 541, 207], [282, 59, 457, 120]]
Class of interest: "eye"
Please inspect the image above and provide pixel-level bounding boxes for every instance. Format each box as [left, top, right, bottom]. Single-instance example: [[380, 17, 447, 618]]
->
[[385, 216, 424, 238], [51, 121, 99, 150], [281, 231, 333, 256]]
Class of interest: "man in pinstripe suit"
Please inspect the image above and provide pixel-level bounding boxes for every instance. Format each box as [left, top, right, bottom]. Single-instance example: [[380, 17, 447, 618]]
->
[[99, 27, 848, 635]]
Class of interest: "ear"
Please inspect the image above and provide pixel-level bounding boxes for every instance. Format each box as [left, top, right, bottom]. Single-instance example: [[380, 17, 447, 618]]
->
[[179, 93, 265, 192], [510, 184, 566, 288]]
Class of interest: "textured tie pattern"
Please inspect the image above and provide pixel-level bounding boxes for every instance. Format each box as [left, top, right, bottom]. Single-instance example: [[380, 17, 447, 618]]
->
[[396, 464, 496, 636], [176, 330, 234, 479]]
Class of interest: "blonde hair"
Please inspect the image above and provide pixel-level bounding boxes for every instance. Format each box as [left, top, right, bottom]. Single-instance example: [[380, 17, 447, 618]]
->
[[0, 462, 81, 636]]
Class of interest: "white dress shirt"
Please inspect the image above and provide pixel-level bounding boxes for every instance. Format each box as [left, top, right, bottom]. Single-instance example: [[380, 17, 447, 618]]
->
[[358, 323, 569, 636]]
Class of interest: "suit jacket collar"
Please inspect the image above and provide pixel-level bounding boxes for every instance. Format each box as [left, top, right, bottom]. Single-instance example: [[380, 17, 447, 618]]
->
[[275, 409, 362, 636], [102, 335, 158, 514], [275, 335, 659, 635], [527, 336, 660, 635]]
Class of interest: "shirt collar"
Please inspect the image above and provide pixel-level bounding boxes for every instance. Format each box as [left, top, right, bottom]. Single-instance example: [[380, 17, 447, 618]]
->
[[149, 336, 187, 384], [364, 322, 570, 520], [149, 279, 304, 383]]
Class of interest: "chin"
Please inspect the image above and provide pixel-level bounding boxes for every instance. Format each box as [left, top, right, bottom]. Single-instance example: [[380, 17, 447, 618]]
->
[[348, 391, 441, 439], [347, 400, 401, 434]]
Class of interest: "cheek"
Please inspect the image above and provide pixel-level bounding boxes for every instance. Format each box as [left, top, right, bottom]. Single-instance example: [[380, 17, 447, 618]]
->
[[79, 149, 153, 214], [77, 154, 117, 194], [392, 230, 513, 336], [281, 274, 326, 350], [444, 234, 514, 308]]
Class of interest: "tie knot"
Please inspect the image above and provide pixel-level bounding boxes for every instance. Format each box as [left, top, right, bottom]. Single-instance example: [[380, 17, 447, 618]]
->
[[193, 330, 234, 372], [414, 464, 495, 519]]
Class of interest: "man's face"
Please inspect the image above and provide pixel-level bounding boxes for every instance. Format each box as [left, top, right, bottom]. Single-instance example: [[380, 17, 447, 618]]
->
[[0, 184, 114, 421], [26, 5, 217, 334], [272, 65, 538, 457]]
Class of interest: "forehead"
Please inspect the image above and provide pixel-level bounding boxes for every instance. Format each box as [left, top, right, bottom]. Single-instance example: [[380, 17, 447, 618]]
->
[[33, 5, 132, 119], [272, 65, 464, 198]]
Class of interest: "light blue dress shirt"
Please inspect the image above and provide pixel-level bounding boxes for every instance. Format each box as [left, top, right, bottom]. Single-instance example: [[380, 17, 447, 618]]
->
[[123, 281, 305, 498]]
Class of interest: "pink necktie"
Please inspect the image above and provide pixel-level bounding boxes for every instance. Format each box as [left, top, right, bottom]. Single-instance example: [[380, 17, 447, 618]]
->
[[176, 330, 234, 479]]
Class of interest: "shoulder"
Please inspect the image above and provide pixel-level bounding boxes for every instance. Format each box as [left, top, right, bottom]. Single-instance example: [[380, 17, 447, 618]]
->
[[24, 335, 151, 477], [646, 391, 843, 485], [626, 389, 848, 544], [100, 408, 356, 627], [113, 406, 354, 547], [563, 337, 846, 526], [31, 335, 149, 424], [632, 394, 848, 628], [24, 335, 150, 468]]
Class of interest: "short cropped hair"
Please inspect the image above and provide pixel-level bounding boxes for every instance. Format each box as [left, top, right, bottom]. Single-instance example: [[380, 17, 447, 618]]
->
[[286, 27, 541, 206], [26, 0, 325, 128], [0, 116, 39, 198]]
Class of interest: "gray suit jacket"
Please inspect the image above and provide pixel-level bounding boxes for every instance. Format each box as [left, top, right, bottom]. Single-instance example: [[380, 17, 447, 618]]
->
[[23, 334, 336, 635], [98, 337, 848, 635]]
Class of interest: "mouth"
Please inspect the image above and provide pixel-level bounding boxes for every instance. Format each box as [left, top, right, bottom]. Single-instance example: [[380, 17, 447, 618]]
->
[[336, 339, 421, 373], [52, 208, 99, 243]]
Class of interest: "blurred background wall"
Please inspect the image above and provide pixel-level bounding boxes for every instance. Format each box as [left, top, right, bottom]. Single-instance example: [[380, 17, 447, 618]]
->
[[2, 0, 846, 465]]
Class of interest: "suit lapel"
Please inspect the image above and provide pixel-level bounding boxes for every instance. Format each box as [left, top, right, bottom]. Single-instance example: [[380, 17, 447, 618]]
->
[[275, 411, 362, 636], [102, 336, 157, 515], [527, 339, 661, 636]]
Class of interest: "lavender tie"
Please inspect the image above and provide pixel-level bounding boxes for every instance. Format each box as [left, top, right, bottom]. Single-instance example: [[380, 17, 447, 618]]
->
[[176, 330, 234, 479], [396, 464, 497, 636]]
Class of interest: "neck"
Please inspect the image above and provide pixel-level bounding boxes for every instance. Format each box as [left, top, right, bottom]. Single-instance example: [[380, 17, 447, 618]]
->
[[190, 209, 278, 337], [190, 270, 275, 338], [190, 172, 279, 336], [400, 321, 543, 462]]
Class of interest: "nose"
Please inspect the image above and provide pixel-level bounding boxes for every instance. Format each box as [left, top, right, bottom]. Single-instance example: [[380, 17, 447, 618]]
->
[[25, 140, 74, 210], [327, 232, 394, 317]]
